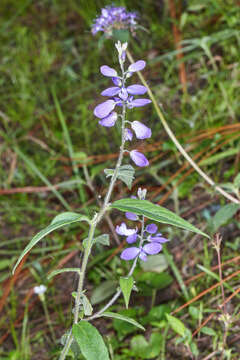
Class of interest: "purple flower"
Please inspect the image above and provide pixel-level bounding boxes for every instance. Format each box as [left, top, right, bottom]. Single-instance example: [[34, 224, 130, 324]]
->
[[130, 150, 149, 167], [126, 233, 138, 244], [116, 222, 137, 236], [101, 84, 147, 99], [121, 242, 162, 261], [94, 100, 116, 119], [127, 85, 147, 95], [128, 98, 152, 108], [100, 65, 118, 77], [128, 60, 146, 72], [125, 129, 133, 141], [101, 87, 121, 97], [149, 233, 169, 243], [91, 6, 138, 37], [112, 77, 122, 86], [146, 223, 158, 234], [131, 121, 151, 139], [125, 212, 138, 221], [99, 112, 118, 127]]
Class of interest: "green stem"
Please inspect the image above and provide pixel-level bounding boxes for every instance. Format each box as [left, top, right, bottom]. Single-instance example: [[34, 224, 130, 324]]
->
[[126, 50, 239, 205], [59, 103, 127, 360]]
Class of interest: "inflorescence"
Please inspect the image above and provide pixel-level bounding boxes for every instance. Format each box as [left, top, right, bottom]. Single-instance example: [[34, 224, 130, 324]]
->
[[93, 41, 151, 167], [116, 188, 169, 262], [91, 5, 138, 36]]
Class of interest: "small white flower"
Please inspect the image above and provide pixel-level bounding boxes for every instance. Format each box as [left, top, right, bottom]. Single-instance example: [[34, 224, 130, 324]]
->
[[137, 188, 147, 200], [34, 284, 47, 295]]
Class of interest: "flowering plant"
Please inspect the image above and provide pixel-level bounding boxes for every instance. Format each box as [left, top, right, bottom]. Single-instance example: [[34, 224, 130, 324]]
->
[[13, 41, 208, 360], [91, 5, 138, 38]]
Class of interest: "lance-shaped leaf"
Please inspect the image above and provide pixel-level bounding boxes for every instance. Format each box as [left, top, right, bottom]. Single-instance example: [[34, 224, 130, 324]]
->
[[111, 199, 209, 238], [73, 322, 110, 360], [47, 268, 81, 280], [13, 213, 90, 274], [120, 276, 134, 309], [101, 312, 145, 331]]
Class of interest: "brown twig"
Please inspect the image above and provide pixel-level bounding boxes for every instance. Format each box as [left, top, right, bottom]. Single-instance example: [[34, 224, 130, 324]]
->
[[168, 0, 187, 92], [0, 254, 28, 313], [172, 269, 240, 315]]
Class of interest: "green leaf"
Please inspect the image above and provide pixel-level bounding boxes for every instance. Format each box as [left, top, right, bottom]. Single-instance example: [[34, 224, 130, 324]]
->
[[47, 268, 80, 280], [234, 173, 240, 188], [102, 312, 145, 331], [189, 306, 200, 320], [82, 294, 93, 316], [142, 304, 171, 325], [51, 212, 88, 225], [166, 314, 186, 337], [131, 333, 162, 359], [12, 213, 89, 274], [72, 322, 110, 360], [212, 203, 240, 232], [91, 280, 117, 305], [105, 165, 135, 189], [138, 272, 173, 294], [94, 234, 110, 246], [120, 276, 134, 309], [111, 199, 209, 238], [140, 254, 168, 273], [201, 326, 216, 336], [83, 234, 110, 248]]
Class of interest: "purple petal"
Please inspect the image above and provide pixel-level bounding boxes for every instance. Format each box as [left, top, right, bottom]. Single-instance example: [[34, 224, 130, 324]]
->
[[99, 112, 118, 127], [101, 87, 120, 97], [131, 121, 151, 139], [125, 129, 133, 141], [130, 150, 149, 167], [100, 65, 118, 77], [94, 100, 116, 119], [125, 212, 138, 221], [116, 222, 137, 236], [128, 60, 146, 72], [146, 224, 158, 234], [143, 242, 162, 255], [150, 235, 169, 243], [127, 85, 147, 95], [130, 99, 152, 108], [126, 233, 138, 244], [112, 77, 122, 86], [118, 88, 128, 101], [121, 247, 140, 260], [139, 251, 148, 261]]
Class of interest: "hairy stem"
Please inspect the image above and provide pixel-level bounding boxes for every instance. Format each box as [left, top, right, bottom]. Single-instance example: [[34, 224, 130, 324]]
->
[[59, 99, 127, 360], [126, 49, 240, 205]]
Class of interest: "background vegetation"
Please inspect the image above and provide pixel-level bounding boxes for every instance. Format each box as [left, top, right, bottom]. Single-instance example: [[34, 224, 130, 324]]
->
[[0, 0, 240, 359]]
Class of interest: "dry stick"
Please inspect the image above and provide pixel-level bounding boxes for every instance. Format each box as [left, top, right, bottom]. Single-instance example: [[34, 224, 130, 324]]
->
[[192, 313, 215, 338], [126, 50, 240, 205], [0, 254, 28, 314], [172, 269, 240, 315], [192, 286, 240, 338], [152, 133, 239, 203], [185, 255, 240, 285], [168, 0, 187, 93], [201, 350, 220, 360], [213, 234, 228, 360]]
